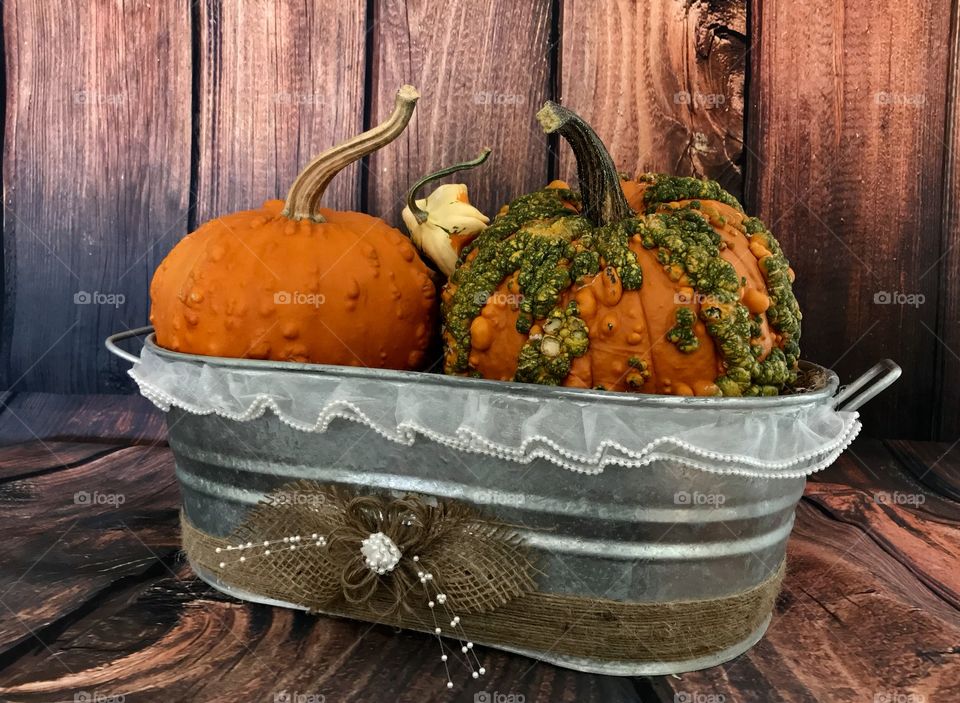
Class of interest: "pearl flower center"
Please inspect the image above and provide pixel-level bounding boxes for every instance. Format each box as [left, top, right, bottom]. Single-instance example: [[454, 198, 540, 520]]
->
[[360, 532, 401, 575]]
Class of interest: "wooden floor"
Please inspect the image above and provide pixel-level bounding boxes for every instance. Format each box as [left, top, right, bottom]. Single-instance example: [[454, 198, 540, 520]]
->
[[0, 393, 956, 702]]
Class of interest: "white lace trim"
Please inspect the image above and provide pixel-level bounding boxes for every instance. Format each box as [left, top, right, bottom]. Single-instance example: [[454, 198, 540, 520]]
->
[[131, 345, 860, 478]]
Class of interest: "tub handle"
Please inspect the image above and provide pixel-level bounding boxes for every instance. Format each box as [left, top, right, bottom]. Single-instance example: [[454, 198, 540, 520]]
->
[[832, 359, 902, 411], [105, 326, 154, 365]]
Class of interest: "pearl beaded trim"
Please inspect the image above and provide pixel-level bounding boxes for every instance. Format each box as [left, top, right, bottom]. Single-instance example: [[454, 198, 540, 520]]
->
[[133, 381, 861, 478], [130, 344, 861, 478]]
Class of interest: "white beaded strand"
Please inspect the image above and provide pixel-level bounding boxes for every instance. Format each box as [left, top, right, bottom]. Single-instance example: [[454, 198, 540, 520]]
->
[[438, 592, 484, 674], [417, 556, 456, 689], [413, 555, 485, 684], [214, 533, 328, 569]]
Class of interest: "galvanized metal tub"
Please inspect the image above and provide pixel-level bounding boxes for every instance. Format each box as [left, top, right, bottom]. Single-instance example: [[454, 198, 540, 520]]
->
[[107, 328, 900, 676]]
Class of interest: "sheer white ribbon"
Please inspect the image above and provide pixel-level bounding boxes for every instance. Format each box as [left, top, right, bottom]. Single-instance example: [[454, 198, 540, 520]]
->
[[131, 345, 859, 478]]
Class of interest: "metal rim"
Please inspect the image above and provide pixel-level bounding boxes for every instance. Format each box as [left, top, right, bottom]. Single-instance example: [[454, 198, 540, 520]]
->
[[141, 333, 840, 410]]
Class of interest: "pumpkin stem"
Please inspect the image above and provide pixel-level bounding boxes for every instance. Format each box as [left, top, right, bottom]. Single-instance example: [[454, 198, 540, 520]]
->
[[405, 148, 492, 224], [283, 85, 420, 222], [536, 101, 631, 227]]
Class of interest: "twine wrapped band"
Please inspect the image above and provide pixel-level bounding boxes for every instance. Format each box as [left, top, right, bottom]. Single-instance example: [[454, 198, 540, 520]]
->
[[181, 482, 785, 664]]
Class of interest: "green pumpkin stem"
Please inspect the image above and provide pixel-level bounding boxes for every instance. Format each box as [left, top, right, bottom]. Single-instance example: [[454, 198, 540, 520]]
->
[[405, 148, 492, 224], [283, 85, 420, 222], [536, 101, 631, 227]]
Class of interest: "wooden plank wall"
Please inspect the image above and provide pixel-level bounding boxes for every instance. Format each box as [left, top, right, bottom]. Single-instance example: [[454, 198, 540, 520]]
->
[[367, 0, 554, 221], [747, 0, 958, 439], [194, 0, 368, 221], [559, 0, 747, 198], [2, 1, 192, 394], [1, 0, 957, 440], [937, 6, 960, 439]]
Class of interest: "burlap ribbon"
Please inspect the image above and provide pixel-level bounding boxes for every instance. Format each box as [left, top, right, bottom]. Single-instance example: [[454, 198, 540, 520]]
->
[[182, 481, 785, 664]]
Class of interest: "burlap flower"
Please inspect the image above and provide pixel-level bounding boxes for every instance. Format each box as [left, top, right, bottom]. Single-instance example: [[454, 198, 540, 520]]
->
[[221, 481, 535, 615]]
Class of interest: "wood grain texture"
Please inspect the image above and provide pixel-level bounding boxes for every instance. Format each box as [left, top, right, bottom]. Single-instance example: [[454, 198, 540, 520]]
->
[[934, 4, 960, 440], [0, 563, 642, 703], [804, 481, 960, 609], [366, 0, 554, 223], [885, 438, 960, 504], [648, 491, 960, 702], [817, 437, 960, 522], [194, 0, 367, 223], [0, 392, 166, 446], [1, 0, 192, 394], [0, 446, 179, 657], [745, 0, 953, 439], [559, 0, 746, 197], [0, 439, 120, 481]]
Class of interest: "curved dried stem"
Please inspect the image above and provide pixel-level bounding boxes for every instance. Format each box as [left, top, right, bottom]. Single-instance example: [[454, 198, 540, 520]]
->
[[405, 148, 492, 224], [283, 85, 420, 222], [536, 101, 631, 227]]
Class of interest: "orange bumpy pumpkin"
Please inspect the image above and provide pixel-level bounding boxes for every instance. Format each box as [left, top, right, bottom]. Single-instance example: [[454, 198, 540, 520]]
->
[[150, 86, 437, 369], [433, 102, 801, 396]]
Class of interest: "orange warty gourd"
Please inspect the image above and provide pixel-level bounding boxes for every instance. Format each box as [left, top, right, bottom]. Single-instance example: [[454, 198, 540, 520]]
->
[[150, 86, 437, 369], [436, 102, 801, 397]]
